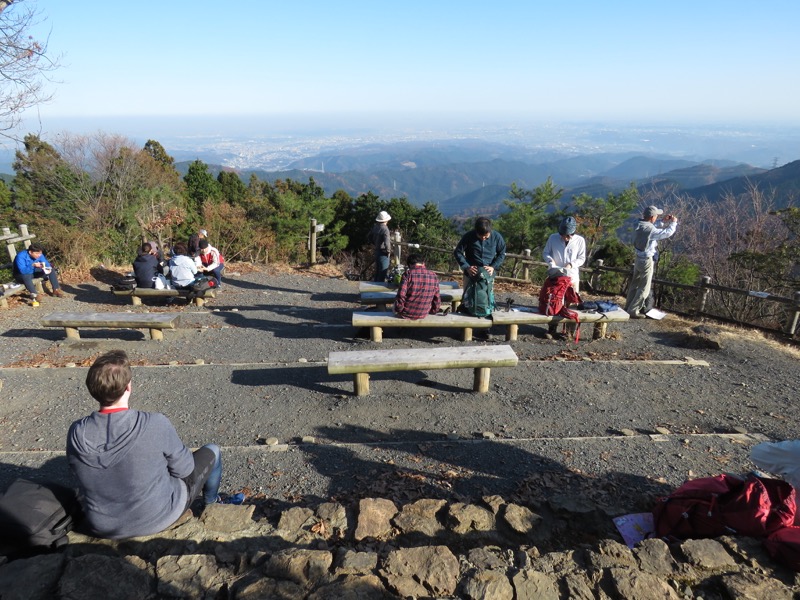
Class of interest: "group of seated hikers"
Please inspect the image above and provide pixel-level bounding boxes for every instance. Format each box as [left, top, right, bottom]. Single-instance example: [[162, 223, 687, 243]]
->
[[132, 230, 224, 292]]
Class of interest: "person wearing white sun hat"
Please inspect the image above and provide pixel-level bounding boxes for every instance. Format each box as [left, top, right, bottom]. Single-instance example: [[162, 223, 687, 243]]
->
[[368, 211, 392, 282]]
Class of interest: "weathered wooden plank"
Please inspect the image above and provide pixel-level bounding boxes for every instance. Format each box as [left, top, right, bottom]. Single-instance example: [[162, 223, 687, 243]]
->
[[352, 311, 491, 329], [490, 308, 630, 325], [112, 288, 216, 298], [328, 345, 518, 374], [41, 312, 180, 329], [358, 281, 459, 293], [360, 289, 463, 305]]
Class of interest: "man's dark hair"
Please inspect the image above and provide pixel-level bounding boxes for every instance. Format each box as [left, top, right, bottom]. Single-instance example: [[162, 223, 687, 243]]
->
[[28, 243, 44, 253], [406, 253, 424, 267], [199, 240, 209, 250], [474, 217, 492, 236], [141, 242, 152, 254], [172, 242, 188, 256], [86, 350, 132, 407]]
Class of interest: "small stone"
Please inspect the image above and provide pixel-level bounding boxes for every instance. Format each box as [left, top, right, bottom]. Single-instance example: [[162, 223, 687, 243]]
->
[[65, 363, 77, 368], [269, 444, 289, 452], [266, 437, 279, 446], [732, 426, 748, 434], [169, 361, 179, 366], [301, 436, 316, 444], [39, 363, 50, 368], [231, 308, 239, 312], [447, 432, 460, 440], [482, 431, 496, 439], [655, 426, 671, 435], [194, 359, 205, 365], [619, 429, 637, 436], [298, 358, 308, 363]]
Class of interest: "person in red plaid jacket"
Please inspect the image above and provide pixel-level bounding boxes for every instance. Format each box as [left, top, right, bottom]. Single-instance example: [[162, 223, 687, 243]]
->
[[393, 254, 441, 320]]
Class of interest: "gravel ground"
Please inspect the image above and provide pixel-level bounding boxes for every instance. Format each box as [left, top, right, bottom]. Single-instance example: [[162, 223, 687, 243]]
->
[[0, 263, 798, 528]]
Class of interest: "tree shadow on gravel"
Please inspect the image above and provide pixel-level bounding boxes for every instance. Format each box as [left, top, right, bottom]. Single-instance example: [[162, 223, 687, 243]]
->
[[297, 425, 673, 550]]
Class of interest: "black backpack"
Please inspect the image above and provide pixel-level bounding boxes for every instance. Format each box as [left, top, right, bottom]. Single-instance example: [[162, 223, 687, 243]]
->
[[0, 479, 81, 549]]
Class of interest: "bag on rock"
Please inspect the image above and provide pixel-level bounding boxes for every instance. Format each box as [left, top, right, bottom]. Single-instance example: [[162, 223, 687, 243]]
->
[[0, 478, 81, 549]]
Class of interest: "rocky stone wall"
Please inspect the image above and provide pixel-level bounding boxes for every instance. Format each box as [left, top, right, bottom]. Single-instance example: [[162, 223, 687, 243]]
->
[[1, 495, 798, 599]]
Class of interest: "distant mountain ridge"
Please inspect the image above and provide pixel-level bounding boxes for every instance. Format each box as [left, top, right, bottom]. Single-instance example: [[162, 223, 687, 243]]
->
[[175, 141, 798, 216]]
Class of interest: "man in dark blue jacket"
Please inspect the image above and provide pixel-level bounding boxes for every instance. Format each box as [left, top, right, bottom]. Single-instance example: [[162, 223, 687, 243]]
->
[[454, 216, 507, 283]]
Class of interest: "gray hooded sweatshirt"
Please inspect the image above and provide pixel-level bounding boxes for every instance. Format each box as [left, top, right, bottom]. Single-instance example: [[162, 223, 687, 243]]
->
[[67, 409, 193, 539]]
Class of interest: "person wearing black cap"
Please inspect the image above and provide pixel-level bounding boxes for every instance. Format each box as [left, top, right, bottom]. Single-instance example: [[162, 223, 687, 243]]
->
[[543, 216, 586, 293], [625, 206, 678, 318], [195, 239, 224, 288]]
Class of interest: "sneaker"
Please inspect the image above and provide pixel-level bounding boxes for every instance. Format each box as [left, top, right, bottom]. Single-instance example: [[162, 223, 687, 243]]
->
[[52, 289, 65, 298], [31, 300, 40, 307]]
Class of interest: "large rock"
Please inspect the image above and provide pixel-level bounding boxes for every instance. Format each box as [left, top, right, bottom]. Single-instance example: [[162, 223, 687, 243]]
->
[[262, 548, 333, 589], [721, 571, 795, 600], [680, 538, 737, 570], [460, 568, 514, 600], [512, 569, 560, 600], [585, 539, 636, 570], [635, 538, 680, 575], [607, 567, 681, 599], [201, 503, 256, 533], [334, 548, 379, 576], [59, 555, 155, 600], [316, 502, 348, 537], [308, 574, 397, 599], [232, 576, 306, 600], [156, 553, 230, 599], [0, 554, 64, 600], [380, 545, 459, 598], [502, 503, 541, 536], [393, 498, 446, 538], [447, 502, 495, 534], [354, 498, 397, 541]]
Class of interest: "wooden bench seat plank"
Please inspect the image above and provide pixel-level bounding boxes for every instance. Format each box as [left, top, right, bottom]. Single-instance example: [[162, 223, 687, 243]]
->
[[41, 312, 180, 341], [359, 289, 463, 310], [491, 307, 630, 341], [328, 344, 518, 374], [112, 288, 216, 306], [328, 345, 518, 395], [358, 281, 459, 293], [353, 310, 491, 342]]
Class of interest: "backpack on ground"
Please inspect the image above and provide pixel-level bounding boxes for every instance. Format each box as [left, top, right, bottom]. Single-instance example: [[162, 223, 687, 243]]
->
[[0, 478, 81, 549], [462, 267, 495, 317], [538, 274, 582, 341], [111, 275, 136, 292], [764, 526, 800, 571], [191, 275, 216, 294], [652, 473, 796, 540]]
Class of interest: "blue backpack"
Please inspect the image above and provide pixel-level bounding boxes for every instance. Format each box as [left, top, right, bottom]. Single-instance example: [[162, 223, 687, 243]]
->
[[463, 268, 495, 317]]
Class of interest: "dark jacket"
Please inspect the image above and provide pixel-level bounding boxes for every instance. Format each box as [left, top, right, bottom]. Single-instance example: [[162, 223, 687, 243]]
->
[[132, 253, 160, 288], [454, 230, 507, 272]]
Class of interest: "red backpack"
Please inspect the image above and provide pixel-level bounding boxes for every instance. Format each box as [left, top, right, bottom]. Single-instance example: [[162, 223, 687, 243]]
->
[[652, 474, 796, 540], [538, 275, 582, 340]]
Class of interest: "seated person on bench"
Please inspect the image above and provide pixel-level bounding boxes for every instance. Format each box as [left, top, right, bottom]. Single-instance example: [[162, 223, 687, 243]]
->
[[393, 253, 441, 320], [195, 240, 224, 288], [133, 242, 163, 289], [13, 243, 64, 306], [168, 242, 197, 290]]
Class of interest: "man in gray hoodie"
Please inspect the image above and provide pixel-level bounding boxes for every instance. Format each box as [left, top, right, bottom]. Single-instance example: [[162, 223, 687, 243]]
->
[[67, 350, 222, 539]]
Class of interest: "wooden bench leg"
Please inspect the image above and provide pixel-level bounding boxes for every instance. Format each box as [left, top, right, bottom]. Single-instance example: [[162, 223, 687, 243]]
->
[[473, 367, 491, 393], [0, 297, 7, 309], [132, 296, 142, 306], [593, 322, 607, 340], [353, 372, 370, 395], [506, 324, 518, 342], [451, 300, 460, 311], [194, 296, 205, 307], [463, 327, 473, 342], [150, 328, 164, 341], [370, 326, 383, 343], [65, 327, 80, 340]]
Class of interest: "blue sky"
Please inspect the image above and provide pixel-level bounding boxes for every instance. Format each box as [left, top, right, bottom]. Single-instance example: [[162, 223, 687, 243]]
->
[[20, 0, 800, 128]]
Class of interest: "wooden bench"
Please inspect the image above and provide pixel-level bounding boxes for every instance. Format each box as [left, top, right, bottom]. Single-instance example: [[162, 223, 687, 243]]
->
[[328, 344, 519, 395], [0, 283, 36, 309], [112, 288, 216, 307], [360, 288, 463, 311], [491, 307, 630, 341], [353, 310, 492, 342], [40, 312, 181, 341], [358, 280, 459, 293]]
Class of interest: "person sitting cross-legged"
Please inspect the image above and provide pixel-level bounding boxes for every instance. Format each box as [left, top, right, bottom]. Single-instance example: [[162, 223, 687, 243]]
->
[[195, 239, 224, 288], [67, 350, 222, 540], [393, 253, 441, 320]]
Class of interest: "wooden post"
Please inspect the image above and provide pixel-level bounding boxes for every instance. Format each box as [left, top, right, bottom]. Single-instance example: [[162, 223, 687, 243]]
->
[[522, 249, 531, 281], [132, 296, 142, 306], [506, 324, 518, 342], [593, 322, 608, 340], [370, 326, 383, 343], [590, 259, 604, 291], [473, 367, 491, 393], [353, 372, 370, 395], [19, 224, 31, 249], [786, 291, 800, 336], [462, 327, 473, 342], [149, 328, 164, 341], [309, 219, 317, 265], [697, 276, 712, 316], [392, 231, 402, 266], [4, 226, 15, 261], [65, 327, 80, 340]]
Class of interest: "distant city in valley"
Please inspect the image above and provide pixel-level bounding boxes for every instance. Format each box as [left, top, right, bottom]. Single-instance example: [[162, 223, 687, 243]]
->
[[3, 116, 799, 174]]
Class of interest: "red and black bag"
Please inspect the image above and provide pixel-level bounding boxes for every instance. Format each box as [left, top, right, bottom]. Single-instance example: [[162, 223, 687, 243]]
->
[[538, 275, 581, 340], [764, 526, 800, 571], [653, 474, 796, 540]]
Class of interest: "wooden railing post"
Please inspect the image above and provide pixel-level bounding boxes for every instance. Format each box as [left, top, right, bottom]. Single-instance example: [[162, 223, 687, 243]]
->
[[392, 231, 402, 265], [19, 224, 31, 249], [786, 291, 800, 337], [590, 259, 604, 291], [308, 219, 317, 265], [522, 249, 531, 281], [697, 276, 712, 316]]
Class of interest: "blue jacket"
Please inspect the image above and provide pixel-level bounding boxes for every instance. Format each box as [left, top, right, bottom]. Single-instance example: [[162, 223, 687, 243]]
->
[[454, 230, 507, 272], [13, 250, 53, 276]]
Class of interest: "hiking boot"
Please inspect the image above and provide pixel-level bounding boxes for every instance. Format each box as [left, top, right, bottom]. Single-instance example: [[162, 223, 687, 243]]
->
[[31, 299, 40, 307], [52, 289, 65, 298]]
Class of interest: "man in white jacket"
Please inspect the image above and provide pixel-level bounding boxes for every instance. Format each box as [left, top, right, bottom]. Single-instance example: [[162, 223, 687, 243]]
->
[[543, 216, 586, 293]]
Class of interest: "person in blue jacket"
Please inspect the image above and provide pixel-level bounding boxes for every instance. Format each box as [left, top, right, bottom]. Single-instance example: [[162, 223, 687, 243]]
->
[[13, 243, 64, 306]]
